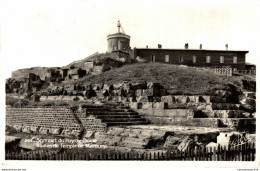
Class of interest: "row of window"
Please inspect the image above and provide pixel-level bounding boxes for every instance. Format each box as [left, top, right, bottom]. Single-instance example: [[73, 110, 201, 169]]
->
[[152, 55, 238, 64]]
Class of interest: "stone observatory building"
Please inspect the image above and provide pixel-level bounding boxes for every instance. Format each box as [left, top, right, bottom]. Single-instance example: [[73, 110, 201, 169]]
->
[[107, 21, 131, 52]]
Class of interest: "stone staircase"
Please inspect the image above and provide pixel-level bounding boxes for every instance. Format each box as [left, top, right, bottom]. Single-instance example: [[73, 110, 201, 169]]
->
[[83, 102, 150, 127]]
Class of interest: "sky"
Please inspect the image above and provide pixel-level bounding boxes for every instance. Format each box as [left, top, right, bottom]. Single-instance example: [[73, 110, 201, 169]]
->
[[1, 0, 260, 79]]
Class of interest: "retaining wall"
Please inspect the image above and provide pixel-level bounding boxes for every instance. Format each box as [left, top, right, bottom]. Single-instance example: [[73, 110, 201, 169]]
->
[[6, 107, 106, 136]]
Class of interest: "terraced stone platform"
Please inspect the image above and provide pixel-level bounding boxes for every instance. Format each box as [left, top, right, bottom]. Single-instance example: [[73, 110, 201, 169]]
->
[[83, 102, 150, 127]]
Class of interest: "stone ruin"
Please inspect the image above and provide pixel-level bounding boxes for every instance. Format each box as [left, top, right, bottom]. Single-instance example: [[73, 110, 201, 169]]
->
[[6, 107, 106, 137]]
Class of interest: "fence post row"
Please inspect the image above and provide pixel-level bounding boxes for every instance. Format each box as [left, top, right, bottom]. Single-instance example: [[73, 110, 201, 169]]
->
[[5, 143, 255, 161]]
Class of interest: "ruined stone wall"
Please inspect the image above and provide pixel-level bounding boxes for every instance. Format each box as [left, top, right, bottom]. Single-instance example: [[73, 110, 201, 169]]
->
[[6, 107, 106, 136], [128, 94, 255, 132]]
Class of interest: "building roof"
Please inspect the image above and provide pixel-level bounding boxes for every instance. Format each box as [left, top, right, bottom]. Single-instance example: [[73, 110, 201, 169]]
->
[[135, 48, 249, 53]]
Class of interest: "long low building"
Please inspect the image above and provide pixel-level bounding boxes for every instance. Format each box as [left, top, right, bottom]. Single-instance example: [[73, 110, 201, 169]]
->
[[133, 45, 248, 70]]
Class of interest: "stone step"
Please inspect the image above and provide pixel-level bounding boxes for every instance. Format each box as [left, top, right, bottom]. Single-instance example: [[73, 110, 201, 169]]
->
[[106, 121, 149, 126], [99, 118, 147, 122], [83, 103, 149, 127], [86, 111, 140, 116], [94, 115, 142, 119], [86, 108, 132, 112]]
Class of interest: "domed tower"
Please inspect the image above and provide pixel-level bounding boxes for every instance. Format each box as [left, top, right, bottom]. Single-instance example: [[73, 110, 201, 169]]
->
[[107, 21, 131, 52]]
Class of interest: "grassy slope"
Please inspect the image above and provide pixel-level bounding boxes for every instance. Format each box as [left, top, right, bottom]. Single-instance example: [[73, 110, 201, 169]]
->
[[62, 62, 249, 95]]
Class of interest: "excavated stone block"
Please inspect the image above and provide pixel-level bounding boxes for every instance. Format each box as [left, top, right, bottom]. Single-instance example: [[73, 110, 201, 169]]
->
[[122, 137, 150, 146], [164, 136, 181, 148], [164, 110, 177, 117], [22, 126, 32, 134], [138, 130, 153, 139], [159, 89, 167, 96], [206, 142, 218, 149], [30, 126, 40, 132], [129, 102, 138, 109], [56, 96, 63, 100], [120, 129, 131, 137], [131, 83, 147, 90], [39, 127, 49, 135], [95, 132, 108, 140], [135, 89, 143, 97], [60, 129, 72, 137], [13, 125, 22, 132], [92, 84, 102, 90], [107, 127, 125, 136], [188, 96, 199, 103], [122, 83, 130, 92], [217, 132, 239, 148], [150, 130, 166, 139], [102, 136, 122, 146], [153, 96, 161, 102], [71, 130, 81, 137], [161, 96, 173, 104], [153, 102, 166, 110], [83, 131, 94, 138], [40, 96, 48, 101], [142, 102, 153, 109], [49, 128, 61, 135], [142, 89, 153, 96], [213, 110, 229, 118], [76, 96, 85, 101], [199, 96, 211, 103], [177, 136, 192, 152], [173, 96, 185, 104], [113, 82, 124, 90], [136, 96, 149, 103]]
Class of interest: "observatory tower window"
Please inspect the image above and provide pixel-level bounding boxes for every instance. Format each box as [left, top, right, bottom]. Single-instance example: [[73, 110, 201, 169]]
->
[[206, 56, 211, 63], [179, 55, 184, 63], [233, 56, 237, 64], [151, 55, 156, 62], [220, 56, 224, 63], [165, 55, 169, 62], [193, 55, 196, 63]]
